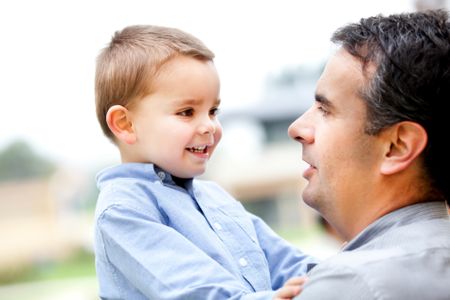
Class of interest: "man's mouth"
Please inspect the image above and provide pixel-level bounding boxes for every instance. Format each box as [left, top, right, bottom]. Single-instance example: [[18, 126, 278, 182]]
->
[[301, 158, 317, 179], [302, 154, 315, 168]]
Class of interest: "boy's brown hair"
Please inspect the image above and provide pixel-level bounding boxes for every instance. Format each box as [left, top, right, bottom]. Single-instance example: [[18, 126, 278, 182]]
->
[[95, 25, 215, 141]]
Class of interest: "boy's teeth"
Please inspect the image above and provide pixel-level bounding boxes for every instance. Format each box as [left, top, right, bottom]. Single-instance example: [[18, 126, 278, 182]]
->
[[189, 146, 207, 153]]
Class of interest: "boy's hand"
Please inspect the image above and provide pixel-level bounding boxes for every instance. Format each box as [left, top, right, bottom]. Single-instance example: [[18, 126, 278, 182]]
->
[[273, 276, 308, 300]]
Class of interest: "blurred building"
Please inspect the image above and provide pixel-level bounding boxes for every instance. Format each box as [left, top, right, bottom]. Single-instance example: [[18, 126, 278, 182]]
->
[[0, 167, 93, 279], [204, 1, 450, 230], [203, 66, 322, 230], [414, 0, 449, 10]]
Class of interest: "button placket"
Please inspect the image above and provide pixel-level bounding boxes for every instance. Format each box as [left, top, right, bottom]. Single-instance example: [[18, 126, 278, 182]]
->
[[157, 171, 166, 181], [239, 258, 248, 267], [213, 222, 222, 231]]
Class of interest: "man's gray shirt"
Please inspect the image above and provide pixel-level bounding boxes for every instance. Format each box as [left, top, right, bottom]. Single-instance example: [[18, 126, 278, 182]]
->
[[294, 201, 450, 300]]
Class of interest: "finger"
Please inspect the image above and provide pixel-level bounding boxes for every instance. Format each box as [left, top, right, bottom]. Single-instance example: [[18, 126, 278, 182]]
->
[[284, 276, 308, 286], [274, 286, 301, 298]]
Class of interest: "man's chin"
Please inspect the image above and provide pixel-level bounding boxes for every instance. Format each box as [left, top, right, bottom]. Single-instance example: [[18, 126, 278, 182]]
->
[[302, 189, 318, 209]]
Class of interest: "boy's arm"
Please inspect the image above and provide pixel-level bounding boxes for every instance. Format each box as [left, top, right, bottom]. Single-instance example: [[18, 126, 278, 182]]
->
[[249, 213, 319, 290], [97, 204, 279, 300]]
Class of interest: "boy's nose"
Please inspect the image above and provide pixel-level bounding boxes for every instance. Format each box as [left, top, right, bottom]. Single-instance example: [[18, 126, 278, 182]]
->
[[198, 118, 216, 134]]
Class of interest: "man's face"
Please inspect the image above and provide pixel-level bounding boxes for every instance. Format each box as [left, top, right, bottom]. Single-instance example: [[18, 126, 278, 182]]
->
[[288, 48, 384, 238]]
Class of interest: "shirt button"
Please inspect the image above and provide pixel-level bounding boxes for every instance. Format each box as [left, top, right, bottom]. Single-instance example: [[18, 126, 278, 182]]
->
[[157, 171, 166, 180], [214, 222, 222, 230], [239, 258, 248, 267]]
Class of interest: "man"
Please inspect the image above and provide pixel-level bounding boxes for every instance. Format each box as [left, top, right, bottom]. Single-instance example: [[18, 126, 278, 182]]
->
[[289, 10, 450, 299]]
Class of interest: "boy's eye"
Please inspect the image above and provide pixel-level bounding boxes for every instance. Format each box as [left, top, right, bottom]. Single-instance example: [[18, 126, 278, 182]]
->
[[178, 109, 194, 117], [210, 107, 220, 116]]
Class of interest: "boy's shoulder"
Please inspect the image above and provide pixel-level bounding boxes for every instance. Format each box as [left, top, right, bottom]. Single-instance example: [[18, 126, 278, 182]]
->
[[96, 163, 160, 185], [95, 163, 164, 214]]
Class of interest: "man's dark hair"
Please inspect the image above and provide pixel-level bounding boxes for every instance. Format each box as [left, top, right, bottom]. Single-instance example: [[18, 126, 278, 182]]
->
[[332, 10, 450, 204]]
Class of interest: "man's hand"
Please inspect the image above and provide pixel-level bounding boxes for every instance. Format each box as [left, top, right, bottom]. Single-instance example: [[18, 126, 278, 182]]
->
[[273, 276, 308, 300]]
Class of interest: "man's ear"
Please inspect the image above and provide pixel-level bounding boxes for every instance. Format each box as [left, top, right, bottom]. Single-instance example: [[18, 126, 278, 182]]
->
[[380, 121, 427, 175], [106, 105, 136, 145]]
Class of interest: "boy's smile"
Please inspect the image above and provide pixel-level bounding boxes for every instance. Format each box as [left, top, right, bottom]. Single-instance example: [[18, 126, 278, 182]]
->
[[186, 144, 214, 159]]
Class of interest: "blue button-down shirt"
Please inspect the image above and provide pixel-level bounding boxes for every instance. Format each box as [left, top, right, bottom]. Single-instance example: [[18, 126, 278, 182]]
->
[[94, 163, 317, 299]]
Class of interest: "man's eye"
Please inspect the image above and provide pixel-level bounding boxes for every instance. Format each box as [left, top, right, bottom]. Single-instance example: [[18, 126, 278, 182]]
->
[[210, 107, 220, 116], [317, 106, 329, 116], [178, 109, 194, 117]]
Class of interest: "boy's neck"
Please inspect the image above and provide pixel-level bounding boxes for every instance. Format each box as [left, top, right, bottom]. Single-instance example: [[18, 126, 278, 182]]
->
[[173, 176, 190, 188]]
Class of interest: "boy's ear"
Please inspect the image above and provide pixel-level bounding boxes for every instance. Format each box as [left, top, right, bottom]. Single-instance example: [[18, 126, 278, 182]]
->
[[106, 105, 136, 145], [380, 121, 427, 175]]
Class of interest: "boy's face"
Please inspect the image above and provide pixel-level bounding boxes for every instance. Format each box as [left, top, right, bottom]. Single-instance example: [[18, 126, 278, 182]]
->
[[126, 55, 222, 178]]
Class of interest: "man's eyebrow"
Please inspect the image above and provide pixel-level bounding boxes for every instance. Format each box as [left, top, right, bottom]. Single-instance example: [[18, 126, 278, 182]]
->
[[315, 93, 333, 109]]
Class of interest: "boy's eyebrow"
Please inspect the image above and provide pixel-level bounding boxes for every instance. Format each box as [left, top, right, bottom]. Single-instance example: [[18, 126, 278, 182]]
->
[[174, 98, 200, 106], [174, 98, 221, 106]]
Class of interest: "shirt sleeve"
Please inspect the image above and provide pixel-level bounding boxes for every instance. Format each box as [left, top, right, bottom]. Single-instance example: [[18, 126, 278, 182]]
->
[[97, 204, 277, 300], [250, 213, 320, 289]]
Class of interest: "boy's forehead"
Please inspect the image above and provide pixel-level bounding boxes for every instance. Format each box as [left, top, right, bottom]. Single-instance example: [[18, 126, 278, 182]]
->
[[148, 55, 220, 104], [171, 97, 221, 106], [158, 55, 214, 72]]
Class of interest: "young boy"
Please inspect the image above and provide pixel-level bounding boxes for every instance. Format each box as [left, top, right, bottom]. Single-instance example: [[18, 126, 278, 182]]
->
[[94, 25, 316, 300]]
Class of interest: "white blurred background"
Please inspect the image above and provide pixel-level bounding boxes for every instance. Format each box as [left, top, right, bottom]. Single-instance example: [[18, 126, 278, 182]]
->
[[0, 0, 447, 299]]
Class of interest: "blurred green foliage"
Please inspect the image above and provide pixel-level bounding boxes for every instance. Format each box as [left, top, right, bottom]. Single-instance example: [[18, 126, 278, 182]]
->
[[0, 248, 95, 285], [0, 140, 56, 182]]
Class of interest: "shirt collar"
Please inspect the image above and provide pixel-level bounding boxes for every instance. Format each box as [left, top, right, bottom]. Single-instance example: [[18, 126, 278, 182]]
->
[[343, 201, 449, 251], [96, 162, 193, 186]]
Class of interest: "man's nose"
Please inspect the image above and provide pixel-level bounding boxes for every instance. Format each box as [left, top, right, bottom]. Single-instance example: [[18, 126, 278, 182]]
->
[[288, 110, 314, 144]]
